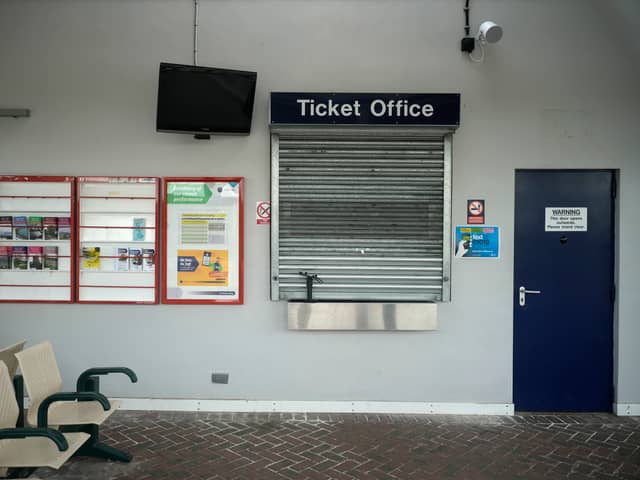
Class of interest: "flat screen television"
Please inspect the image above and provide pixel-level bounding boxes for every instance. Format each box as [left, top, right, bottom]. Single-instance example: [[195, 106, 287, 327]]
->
[[156, 62, 257, 136]]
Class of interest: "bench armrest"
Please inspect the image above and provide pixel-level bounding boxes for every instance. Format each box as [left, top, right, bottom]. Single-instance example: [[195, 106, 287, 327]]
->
[[76, 367, 138, 392], [37, 391, 111, 428], [0, 427, 68, 451]]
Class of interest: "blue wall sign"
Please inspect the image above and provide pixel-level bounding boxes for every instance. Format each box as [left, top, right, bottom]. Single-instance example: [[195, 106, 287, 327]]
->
[[270, 93, 460, 126], [455, 226, 500, 258]]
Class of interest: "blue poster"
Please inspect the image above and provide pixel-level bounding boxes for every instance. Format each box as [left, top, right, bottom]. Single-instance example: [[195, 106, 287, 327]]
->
[[454, 226, 500, 258]]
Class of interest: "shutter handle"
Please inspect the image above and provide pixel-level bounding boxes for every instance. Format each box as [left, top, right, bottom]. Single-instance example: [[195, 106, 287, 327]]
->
[[299, 272, 322, 302]]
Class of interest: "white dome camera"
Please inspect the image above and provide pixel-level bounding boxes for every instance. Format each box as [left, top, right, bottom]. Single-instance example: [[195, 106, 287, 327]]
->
[[478, 21, 503, 44]]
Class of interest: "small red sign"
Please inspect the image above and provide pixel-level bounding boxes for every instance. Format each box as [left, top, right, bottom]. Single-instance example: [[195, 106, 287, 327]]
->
[[467, 199, 485, 224], [256, 201, 271, 225]]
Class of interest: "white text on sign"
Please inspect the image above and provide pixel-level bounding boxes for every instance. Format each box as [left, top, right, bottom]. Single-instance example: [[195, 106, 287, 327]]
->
[[296, 99, 434, 118]]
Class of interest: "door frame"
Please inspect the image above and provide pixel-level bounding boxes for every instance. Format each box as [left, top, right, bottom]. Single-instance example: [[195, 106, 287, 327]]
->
[[512, 168, 619, 412]]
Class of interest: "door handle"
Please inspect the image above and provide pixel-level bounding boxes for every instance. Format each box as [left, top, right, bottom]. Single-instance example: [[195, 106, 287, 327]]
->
[[519, 286, 541, 307]]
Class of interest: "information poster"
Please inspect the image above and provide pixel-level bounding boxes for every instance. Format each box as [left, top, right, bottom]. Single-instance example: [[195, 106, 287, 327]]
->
[[454, 226, 500, 258], [163, 179, 243, 304], [177, 249, 229, 286]]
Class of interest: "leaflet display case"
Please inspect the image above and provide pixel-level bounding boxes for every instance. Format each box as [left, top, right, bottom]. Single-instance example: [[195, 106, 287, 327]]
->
[[162, 177, 244, 304], [76, 177, 160, 303], [0, 176, 75, 303]]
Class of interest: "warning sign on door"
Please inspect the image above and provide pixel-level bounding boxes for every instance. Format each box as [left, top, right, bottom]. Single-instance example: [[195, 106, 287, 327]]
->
[[545, 207, 587, 232]]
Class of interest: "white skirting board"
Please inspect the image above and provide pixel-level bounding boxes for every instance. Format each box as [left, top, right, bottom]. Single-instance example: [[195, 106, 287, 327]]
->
[[113, 398, 515, 416], [614, 403, 640, 416], [22, 397, 639, 416]]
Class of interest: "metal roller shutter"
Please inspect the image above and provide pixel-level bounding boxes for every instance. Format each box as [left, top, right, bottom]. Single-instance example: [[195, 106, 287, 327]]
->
[[271, 127, 452, 302]]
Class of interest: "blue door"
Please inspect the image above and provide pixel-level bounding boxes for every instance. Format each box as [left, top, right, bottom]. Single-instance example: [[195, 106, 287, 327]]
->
[[513, 170, 615, 412]]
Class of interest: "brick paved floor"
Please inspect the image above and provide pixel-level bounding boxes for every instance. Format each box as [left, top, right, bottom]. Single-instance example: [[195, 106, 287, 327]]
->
[[26, 411, 640, 480]]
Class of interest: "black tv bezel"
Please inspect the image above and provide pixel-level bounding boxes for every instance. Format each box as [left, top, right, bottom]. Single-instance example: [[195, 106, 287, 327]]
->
[[156, 62, 257, 136]]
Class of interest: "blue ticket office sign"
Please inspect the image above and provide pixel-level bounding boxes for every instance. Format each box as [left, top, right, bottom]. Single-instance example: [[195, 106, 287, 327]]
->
[[454, 226, 500, 258], [270, 92, 460, 126]]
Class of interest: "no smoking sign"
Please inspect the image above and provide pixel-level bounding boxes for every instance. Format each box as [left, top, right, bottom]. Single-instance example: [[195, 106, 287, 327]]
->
[[256, 201, 271, 225], [467, 199, 485, 224]]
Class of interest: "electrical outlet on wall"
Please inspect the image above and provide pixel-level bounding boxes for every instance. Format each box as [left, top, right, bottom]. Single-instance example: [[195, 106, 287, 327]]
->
[[211, 373, 229, 384]]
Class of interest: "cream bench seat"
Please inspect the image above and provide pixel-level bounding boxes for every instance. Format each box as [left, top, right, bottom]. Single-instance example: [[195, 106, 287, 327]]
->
[[0, 361, 89, 475], [15, 341, 137, 463]]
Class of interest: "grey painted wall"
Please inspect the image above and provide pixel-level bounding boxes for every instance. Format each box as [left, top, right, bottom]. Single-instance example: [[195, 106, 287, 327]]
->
[[1, 0, 639, 404]]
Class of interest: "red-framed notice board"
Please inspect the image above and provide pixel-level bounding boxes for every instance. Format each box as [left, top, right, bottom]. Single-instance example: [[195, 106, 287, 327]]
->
[[0, 176, 75, 303], [76, 177, 160, 304], [162, 177, 244, 304]]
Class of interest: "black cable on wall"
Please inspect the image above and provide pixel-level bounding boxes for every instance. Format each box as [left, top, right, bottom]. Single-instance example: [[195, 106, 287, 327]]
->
[[464, 0, 471, 36]]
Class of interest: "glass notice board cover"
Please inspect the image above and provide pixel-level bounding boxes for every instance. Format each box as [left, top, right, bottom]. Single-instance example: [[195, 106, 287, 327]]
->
[[0, 176, 75, 303], [162, 177, 244, 304], [76, 176, 160, 304]]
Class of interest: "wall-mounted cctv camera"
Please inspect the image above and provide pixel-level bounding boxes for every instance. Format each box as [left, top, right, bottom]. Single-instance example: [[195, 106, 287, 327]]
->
[[478, 21, 503, 44], [460, 19, 503, 62]]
